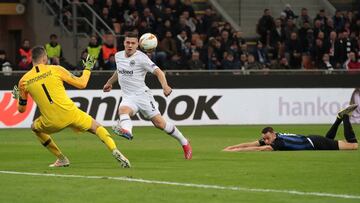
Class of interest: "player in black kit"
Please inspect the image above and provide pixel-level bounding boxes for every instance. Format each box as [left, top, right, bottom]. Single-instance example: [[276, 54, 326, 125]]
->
[[224, 104, 359, 151]]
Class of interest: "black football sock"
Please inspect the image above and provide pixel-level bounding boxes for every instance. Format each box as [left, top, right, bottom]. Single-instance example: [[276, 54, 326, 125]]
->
[[325, 117, 342, 139], [343, 115, 358, 143]]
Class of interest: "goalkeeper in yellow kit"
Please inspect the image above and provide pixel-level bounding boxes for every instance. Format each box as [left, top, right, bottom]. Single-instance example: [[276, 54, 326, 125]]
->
[[12, 46, 130, 168]]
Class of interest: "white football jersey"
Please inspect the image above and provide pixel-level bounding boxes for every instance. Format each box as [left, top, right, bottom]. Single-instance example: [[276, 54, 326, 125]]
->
[[115, 50, 159, 95]]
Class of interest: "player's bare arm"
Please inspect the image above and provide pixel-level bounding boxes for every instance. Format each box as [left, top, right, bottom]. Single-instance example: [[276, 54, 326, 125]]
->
[[225, 145, 273, 152], [153, 68, 172, 97], [103, 71, 118, 92], [223, 140, 260, 151]]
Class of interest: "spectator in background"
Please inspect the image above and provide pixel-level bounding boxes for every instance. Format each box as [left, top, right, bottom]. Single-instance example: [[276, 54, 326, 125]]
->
[[86, 35, 101, 69], [17, 39, 32, 70], [104, 54, 117, 70], [336, 30, 358, 66], [284, 18, 298, 41], [239, 53, 248, 70], [233, 31, 246, 47], [345, 52, 360, 70], [124, 8, 140, 31], [176, 30, 189, 55], [270, 18, 286, 47], [221, 52, 240, 69], [160, 30, 178, 59], [333, 10, 345, 32], [141, 7, 156, 32], [313, 19, 325, 40], [285, 32, 302, 69], [138, 20, 153, 36], [151, 0, 165, 22], [272, 57, 290, 69], [298, 21, 312, 53], [324, 18, 335, 38], [0, 50, 12, 74], [137, 0, 149, 13], [181, 0, 195, 18], [50, 56, 61, 65], [297, 8, 313, 28], [314, 9, 328, 26], [187, 51, 205, 70], [311, 38, 328, 68], [219, 30, 232, 53], [207, 46, 221, 70], [318, 53, 334, 70], [194, 39, 208, 65], [257, 9, 275, 45], [98, 7, 114, 32], [0, 50, 10, 67], [246, 54, 263, 70], [45, 34, 63, 63], [202, 8, 217, 32], [253, 41, 269, 67], [174, 15, 192, 38], [163, 54, 183, 70], [98, 34, 117, 68], [327, 31, 338, 67], [268, 18, 285, 60], [283, 4, 297, 21]]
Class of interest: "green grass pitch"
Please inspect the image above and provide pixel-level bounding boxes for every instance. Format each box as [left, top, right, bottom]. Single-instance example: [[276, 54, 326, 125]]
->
[[0, 125, 359, 203]]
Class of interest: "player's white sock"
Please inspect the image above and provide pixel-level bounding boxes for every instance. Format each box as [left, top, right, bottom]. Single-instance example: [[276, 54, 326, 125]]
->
[[120, 114, 133, 133], [164, 122, 188, 145]]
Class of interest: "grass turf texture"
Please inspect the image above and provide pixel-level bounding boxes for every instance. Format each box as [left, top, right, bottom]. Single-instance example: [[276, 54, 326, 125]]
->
[[0, 125, 359, 203]]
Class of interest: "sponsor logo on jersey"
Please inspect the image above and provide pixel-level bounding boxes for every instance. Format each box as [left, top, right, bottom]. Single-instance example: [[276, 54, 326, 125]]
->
[[118, 69, 134, 75]]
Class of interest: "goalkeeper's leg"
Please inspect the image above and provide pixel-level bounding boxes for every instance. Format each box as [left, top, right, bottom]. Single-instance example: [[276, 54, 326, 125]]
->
[[88, 119, 131, 168], [31, 124, 69, 167]]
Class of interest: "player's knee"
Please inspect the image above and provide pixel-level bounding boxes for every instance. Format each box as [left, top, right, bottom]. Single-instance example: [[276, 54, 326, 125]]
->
[[153, 119, 165, 129], [89, 119, 101, 133], [31, 123, 39, 133]]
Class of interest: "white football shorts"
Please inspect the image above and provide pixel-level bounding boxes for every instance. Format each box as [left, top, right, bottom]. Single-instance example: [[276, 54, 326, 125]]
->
[[120, 90, 160, 119]]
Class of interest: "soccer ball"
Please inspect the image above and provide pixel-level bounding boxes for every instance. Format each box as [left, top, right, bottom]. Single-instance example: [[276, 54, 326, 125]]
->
[[139, 33, 158, 51]]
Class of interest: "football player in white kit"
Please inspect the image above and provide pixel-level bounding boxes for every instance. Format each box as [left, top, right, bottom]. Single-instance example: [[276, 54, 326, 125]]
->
[[103, 32, 192, 160]]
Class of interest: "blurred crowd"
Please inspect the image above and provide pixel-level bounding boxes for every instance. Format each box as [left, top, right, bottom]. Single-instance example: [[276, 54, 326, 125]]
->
[[256, 5, 360, 70], [1, 0, 360, 72]]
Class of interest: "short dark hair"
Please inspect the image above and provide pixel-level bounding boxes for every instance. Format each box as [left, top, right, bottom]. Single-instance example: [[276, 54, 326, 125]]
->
[[31, 46, 46, 62], [125, 32, 138, 39], [261, 127, 274, 134], [50, 34, 57, 39]]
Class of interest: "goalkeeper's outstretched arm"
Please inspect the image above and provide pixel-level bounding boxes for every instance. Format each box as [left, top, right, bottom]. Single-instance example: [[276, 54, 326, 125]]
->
[[59, 55, 96, 89], [59, 67, 91, 89]]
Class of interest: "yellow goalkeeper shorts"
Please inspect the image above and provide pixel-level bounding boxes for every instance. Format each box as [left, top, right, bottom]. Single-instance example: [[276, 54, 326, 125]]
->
[[33, 108, 93, 134]]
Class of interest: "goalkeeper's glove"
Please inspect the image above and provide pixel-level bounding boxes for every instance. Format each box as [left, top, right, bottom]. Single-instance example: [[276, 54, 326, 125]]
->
[[82, 55, 96, 71], [12, 85, 19, 100]]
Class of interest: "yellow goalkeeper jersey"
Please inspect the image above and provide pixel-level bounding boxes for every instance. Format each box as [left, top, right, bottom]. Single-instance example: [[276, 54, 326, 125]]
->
[[18, 64, 91, 123]]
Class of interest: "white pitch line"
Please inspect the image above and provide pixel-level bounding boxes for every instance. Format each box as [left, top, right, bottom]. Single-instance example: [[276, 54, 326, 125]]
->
[[0, 170, 359, 200]]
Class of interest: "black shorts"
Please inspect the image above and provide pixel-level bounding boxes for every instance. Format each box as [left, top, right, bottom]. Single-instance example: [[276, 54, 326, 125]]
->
[[307, 135, 339, 150]]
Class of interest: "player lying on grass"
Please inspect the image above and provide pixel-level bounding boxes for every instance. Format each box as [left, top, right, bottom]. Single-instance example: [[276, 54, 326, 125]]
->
[[12, 46, 130, 168], [224, 104, 359, 151], [102, 32, 192, 159]]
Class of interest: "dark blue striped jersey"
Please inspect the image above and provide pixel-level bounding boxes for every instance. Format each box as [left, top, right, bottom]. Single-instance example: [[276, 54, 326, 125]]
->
[[260, 133, 315, 151]]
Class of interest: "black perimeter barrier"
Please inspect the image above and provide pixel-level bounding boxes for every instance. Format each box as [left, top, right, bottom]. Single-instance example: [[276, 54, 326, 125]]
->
[[1, 70, 360, 90]]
